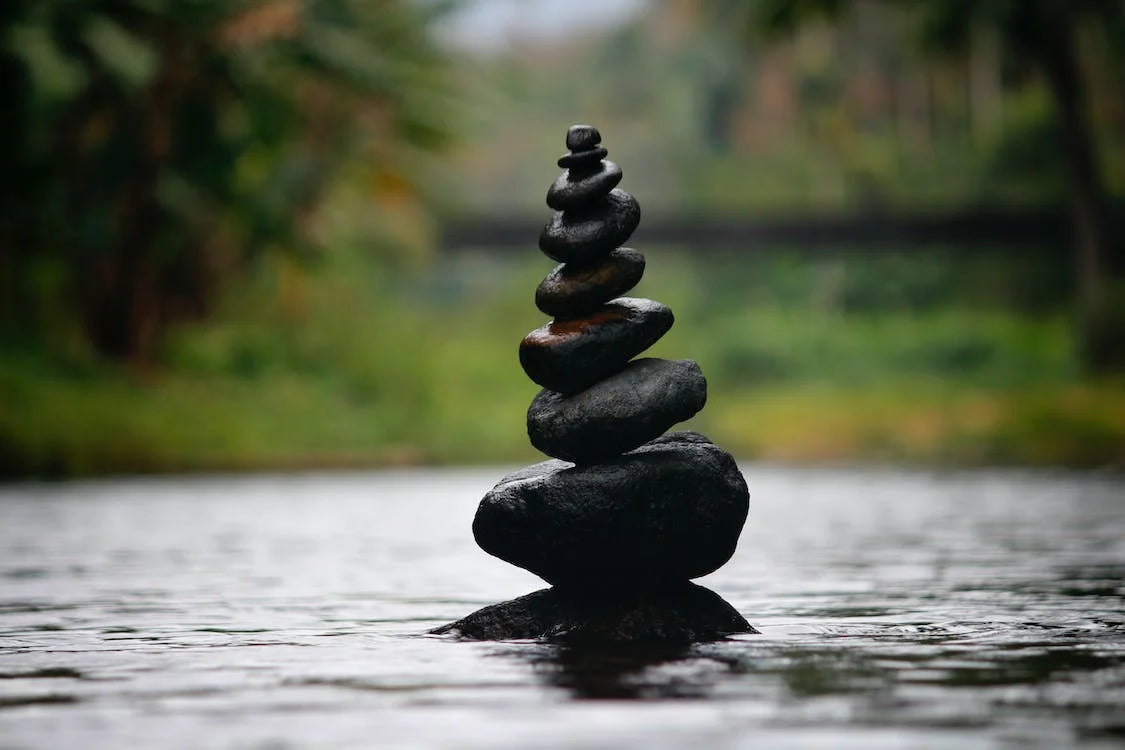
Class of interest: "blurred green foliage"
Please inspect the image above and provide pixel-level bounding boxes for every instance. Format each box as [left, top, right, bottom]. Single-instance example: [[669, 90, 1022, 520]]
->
[[445, 1, 1124, 217], [2, 244, 1122, 476], [0, 0, 453, 360], [726, 0, 1125, 370], [1, 0, 1123, 475]]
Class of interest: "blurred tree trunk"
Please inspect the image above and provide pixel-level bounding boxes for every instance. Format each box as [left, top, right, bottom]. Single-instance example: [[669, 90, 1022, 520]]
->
[[968, 28, 1001, 148], [84, 31, 180, 363], [1034, 17, 1115, 370]]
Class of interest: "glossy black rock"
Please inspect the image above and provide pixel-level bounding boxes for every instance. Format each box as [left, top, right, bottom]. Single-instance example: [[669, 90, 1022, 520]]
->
[[519, 298, 672, 394], [431, 583, 755, 643], [472, 432, 749, 589], [535, 247, 645, 317], [558, 147, 608, 169], [546, 160, 623, 210], [527, 358, 706, 463], [565, 124, 601, 151], [538, 189, 640, 264]]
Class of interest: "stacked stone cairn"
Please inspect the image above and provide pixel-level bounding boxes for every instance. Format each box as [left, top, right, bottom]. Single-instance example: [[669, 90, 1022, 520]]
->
[[434, 125, 754, 643]]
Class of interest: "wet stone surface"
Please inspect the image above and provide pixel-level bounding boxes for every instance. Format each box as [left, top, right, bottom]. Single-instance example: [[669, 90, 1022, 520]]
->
[[538, 189, 641, 264], [527, 358, 707, 463], [432, 583, 755, 643], [519, 297, 672, 394], [565, 124, 601, 151], [535, 247, 645, 317], [472, 432, 749, 590], [558, 147, 609, 169], [546, 160, 623, 210]]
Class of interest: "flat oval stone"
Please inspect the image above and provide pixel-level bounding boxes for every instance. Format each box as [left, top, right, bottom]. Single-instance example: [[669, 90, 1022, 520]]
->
[[557, 147, 607, 169], [566, 124, 601, 151], [535, 247, 645, 317], [546, 160, 623, 210], [519, 298, 672, 394], [539, 189, 640, 264], [472, 431, 749, 590], [527, 358, 706, 462]]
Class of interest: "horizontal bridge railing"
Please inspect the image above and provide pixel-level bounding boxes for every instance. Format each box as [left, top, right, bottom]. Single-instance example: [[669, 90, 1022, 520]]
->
[[437, 206, 1115, 253]]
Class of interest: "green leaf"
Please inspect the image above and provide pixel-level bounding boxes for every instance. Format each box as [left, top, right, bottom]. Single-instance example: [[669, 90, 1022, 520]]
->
[[83, 16, 158, 89], [3, 23, 87, 103]]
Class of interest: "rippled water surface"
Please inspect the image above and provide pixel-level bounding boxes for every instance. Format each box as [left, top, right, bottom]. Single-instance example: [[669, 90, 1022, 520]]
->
[[2, 466, 1124, 749]]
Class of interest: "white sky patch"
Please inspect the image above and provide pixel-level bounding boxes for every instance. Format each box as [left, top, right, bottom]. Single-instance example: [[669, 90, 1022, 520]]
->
[[434, 0, 650, 51]]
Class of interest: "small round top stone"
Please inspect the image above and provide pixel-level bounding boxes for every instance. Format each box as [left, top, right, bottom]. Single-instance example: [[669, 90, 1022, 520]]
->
[[566, 124, 601, 151]]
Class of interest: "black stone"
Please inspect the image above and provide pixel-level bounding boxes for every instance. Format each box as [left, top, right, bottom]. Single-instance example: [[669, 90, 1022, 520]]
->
[[431, 583, 756, 643], [539, 189, 640, 264], [472, 431, 749, 589], [527, 358, 706, 462], [566, 124, 601, 152], [546, 160, 623, 210], [535, 247, 645, 317], [519, 298, 672, 394], [557, 147, 608, 169]]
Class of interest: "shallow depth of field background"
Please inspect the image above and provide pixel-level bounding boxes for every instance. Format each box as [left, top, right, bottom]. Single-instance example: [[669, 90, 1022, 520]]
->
[[1, 0, 1123, 477]]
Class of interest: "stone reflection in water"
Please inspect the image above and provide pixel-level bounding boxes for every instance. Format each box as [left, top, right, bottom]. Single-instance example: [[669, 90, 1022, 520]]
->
[[517, 632, 1125, 719], [525, 643, 725, 700], [517, 642, 899, 702], [435, 125, 752, 642]]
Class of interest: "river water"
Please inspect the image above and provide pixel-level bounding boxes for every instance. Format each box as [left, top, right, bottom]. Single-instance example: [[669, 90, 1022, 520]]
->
[[1, 465, 1123, 749]]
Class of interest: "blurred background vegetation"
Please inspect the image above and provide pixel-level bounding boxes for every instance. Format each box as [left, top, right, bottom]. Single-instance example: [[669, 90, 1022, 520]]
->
[[1, 0, 1123, 477]]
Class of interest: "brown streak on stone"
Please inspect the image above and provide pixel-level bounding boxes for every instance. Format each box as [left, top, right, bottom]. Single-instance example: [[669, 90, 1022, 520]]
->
[[547, 309, 622, 336]]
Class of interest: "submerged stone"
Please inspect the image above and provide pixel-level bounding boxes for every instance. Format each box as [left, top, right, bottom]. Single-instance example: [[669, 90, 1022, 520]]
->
[[472, 432, 749, 589], [431, 582, 756, 643], [535, 247, 645, 317], [519, 297, 672, 394], [538, 189, 641, 264], [527, 358, 706, 463]]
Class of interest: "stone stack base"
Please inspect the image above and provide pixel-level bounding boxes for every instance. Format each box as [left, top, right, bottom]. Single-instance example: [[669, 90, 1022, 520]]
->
[[432, 583, 755, 643]]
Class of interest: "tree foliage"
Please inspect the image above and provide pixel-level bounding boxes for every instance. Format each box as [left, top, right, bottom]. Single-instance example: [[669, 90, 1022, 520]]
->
[[0, 0, 453, 361], [706, 0, 1125, 370]]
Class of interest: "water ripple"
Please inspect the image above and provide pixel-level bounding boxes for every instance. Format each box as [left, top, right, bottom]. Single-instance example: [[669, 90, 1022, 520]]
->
[[0, 467, 1122, 748]]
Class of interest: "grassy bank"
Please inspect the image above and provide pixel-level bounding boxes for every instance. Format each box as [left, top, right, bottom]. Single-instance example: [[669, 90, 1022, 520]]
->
[[2, 248, 1122, 477], [3, 359, 1121, 476]]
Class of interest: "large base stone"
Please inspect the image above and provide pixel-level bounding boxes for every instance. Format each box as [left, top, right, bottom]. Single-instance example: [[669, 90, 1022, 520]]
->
[[431, 583, 756, 643], [474, 431, 749, 589]]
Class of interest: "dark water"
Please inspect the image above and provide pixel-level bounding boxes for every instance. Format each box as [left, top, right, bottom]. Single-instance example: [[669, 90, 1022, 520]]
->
[[1, 465, 1123, 749]]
